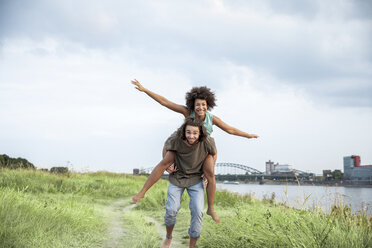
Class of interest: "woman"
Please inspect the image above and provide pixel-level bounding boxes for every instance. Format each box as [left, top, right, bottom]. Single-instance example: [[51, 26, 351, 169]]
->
[[131, 79, 259, 223]]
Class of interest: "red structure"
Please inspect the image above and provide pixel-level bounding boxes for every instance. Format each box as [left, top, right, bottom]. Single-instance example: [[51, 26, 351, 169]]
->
[[351, 155, 372, 167]]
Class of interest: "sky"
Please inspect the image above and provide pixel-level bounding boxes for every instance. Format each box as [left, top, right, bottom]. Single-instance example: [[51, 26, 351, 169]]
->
[[0, 0, 371, 174]]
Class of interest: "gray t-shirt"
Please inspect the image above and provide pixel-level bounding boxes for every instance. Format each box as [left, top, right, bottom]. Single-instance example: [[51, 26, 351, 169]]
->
[[165, 132, 217, 187]]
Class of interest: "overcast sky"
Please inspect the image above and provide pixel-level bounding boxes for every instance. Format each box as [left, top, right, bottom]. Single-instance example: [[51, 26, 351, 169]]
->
[[1, 0, 371, 174]]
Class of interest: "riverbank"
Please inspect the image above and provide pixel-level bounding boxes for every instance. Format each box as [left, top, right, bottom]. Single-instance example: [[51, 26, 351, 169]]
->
[[1, 169, 371, 247], [217, 180, 372, 188]]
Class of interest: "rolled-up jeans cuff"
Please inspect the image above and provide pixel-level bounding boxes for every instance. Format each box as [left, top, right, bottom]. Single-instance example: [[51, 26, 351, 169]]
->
[[188, 229, 200, 239]]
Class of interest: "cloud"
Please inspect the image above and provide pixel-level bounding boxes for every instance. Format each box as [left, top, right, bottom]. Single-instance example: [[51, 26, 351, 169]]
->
[[0, 0, 371, 173], [208, 64, 372, 172], [0, 37, 190, 140]]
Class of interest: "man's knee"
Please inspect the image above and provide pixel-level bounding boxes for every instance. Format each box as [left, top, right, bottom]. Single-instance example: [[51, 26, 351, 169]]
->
[[189, 198, 204, 218], [164, 207, 178, 226], [165, 207, 178, 216], [190, 207, 203, 219]]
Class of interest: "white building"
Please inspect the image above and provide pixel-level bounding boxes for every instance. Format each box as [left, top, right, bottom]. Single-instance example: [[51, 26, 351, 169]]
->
[[272, 164, 292, 174], [266, 160, 292, 175]]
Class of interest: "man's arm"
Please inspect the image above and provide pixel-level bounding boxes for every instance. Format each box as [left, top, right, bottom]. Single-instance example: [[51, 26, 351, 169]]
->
[[133, 151, 175, 203], [131, 79, 189, 117]]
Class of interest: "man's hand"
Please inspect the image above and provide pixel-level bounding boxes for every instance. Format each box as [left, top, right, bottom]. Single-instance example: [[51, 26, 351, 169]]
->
[[166, 164, 178, 174], [131, 79, 146, 92], [132, 193, 144, 204]]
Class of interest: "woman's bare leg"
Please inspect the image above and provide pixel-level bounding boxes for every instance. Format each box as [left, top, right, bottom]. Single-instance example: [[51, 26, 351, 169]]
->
[[163, 143, 178, 173], [133, 151, 175, 203], [202, 154, 220, 223]]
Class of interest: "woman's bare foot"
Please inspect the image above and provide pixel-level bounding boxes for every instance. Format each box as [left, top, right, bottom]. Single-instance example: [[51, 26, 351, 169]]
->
[[206, 208, 220, 223], [161, 236, 172, 248], [132, 192, 144, 204]]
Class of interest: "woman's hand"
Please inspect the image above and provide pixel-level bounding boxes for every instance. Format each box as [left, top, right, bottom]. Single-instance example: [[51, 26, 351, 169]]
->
[[248, 134, 259, 138], [131, 79, 146, 92], [166, 164, 178, 174], [201, 174, 208, 187]]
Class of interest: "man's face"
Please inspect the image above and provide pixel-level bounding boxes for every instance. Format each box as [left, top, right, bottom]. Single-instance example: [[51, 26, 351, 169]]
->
[[185, 125, 200, 145]]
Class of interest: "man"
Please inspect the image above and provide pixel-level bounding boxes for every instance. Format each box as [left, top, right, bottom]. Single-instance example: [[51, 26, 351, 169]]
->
[[133, 117, 216, 248]]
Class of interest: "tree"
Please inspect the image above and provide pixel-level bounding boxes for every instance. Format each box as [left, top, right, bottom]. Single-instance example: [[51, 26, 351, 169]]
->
[[0, 154, 35, 169], [50, 167, 69, 174], [332, 170, 344, 180]]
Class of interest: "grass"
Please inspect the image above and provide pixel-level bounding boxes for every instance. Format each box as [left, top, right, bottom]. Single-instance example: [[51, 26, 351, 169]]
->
[[133, 181, 372, 247], [199, 202, 372, 247], [1, 168, 371, 248], [0, 169, 144, 198], [0, 168, 147, 248], [121, 209, 162, 248], [0, 188, 103, 248]]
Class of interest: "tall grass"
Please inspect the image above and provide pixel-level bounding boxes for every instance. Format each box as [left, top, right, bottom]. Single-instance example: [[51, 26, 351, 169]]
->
[[0, 188, 103, 248], [199, 202, 372, 247], [133, 182, 372, 247], [121, 210, 162, 248], [0, 168, 147, 248], [0, 169, 145, 198], [1, 169, 371, 247]]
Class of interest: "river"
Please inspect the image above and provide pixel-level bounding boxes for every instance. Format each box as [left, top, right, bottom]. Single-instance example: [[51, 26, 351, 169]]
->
[[216, 183, 372, 216]]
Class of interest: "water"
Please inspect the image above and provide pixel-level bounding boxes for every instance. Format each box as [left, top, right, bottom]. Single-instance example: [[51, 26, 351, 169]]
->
[[217, 183, 372, 216]]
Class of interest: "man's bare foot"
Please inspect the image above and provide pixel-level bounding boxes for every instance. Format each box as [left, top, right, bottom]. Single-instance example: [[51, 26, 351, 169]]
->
[[206, 208, 220, 223], [161, 236, 172, 248], [132, 193, 144, 204]]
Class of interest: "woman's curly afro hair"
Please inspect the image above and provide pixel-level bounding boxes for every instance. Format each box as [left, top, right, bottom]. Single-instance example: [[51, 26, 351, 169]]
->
[[185, 86, 217, 111]]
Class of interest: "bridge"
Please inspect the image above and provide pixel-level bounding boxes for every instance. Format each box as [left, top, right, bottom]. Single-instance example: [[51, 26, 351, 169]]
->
[[140, 162, 263, 175], [139, 162, 314, 181], [214, 162, 263, 175]]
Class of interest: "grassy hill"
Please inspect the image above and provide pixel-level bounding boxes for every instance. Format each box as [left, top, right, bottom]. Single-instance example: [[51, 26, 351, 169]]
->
[[0, 169, 371, 247]]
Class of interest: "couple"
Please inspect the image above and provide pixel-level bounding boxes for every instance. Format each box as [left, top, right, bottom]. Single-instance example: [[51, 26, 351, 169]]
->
[[131, 80, 258, 248]]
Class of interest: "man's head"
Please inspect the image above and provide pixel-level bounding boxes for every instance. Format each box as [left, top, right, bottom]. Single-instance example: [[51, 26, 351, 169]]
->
[[177, 117, 207, 145]]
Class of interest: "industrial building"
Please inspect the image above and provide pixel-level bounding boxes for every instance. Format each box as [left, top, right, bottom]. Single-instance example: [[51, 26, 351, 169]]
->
[[265, 160, 276, 175], [344, 155, 372, 184], [265, 160, 292, 175], [265, 160, 315, 180]]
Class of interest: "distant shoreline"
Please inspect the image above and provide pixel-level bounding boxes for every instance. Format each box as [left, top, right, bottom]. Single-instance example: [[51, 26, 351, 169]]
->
[[216, 180, 372, 188]]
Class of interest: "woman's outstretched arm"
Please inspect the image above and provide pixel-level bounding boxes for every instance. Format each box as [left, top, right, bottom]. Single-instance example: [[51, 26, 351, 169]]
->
[[131, 79, 189, 117], [213, 115, 259, 139]]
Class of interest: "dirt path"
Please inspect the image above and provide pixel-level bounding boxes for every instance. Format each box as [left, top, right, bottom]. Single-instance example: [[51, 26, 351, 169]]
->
[[144, 216, 183, 248], [145, 216, 166, 239], [104, 198, 134, 248], [104, 198, 184, 248]]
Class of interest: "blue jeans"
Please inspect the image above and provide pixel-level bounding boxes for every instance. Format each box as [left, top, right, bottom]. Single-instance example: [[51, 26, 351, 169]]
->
[[164, 182, 204, 238]]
